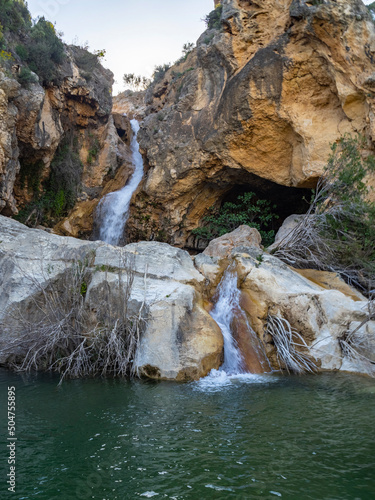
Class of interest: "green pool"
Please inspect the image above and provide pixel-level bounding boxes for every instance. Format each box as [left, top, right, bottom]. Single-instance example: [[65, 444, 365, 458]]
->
[[1, 369, 374, 499]]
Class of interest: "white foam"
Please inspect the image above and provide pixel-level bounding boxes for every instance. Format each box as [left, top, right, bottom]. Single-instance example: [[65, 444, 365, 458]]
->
[[195, 369, 276, 392]]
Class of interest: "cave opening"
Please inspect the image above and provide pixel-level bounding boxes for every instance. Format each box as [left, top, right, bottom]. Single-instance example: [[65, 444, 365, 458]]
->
[[220, 182, 312, 234], [188, 168, 313, 250]]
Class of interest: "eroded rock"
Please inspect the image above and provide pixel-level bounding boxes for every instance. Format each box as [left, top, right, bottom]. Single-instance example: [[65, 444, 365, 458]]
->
[[124, 0, 375, 248], [0, 216, 223, 380]]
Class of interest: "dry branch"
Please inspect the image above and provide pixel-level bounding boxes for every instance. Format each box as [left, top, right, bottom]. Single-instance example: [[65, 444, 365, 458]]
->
[[266, 315, 317, 374], [0, 249, 148, 384]]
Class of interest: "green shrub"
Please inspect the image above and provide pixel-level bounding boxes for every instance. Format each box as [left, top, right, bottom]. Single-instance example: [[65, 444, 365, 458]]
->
[[25, 17, 65, 84], [368, 2, 375, 23], [19, 160, 44, 193], [0, 0, 30, 34], [46, 137, 82, 213], [203, 4, 223, 30], [17, 65, 37, 86], [192, 192, 278, 247], [274, 135, 375, 292], [87, 137, 100, 165], [152, 63, 171, 83], [15, 43, 27, 59], [0, 22, 4, 49], [15, 134, 83, 227], [123, 73, 151, 91], [74, 49, 98, 73]]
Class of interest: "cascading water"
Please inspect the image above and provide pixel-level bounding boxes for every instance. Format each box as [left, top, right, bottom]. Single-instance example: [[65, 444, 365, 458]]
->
[[97, 119, 144, 245], [209, 269, 247, 375], [199, 266, 272, 388]]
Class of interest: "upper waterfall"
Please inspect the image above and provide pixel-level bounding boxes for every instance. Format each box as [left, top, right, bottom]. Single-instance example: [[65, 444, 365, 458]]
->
[[97, 119, 144, 245]]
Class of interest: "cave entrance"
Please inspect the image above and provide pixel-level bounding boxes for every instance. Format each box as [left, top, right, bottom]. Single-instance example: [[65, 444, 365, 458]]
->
[[188, 168, 313, 250], [220, 182, 312, 233]]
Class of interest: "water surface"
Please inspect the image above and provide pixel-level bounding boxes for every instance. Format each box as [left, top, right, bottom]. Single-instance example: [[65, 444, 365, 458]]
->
[[1, 370, 374, 499]]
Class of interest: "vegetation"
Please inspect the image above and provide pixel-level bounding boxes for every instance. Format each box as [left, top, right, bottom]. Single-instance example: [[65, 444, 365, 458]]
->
[[192, 192, 278, 247], [203, 3, 223, 30], [0, 0, 30, 34], [15, 134, 83, 227], [274, 135, 375, 293], [16, 65, 37, 85], [338, 292, 375, 376], [1, 252, 147, 384], [123, 73, 151, 91], [0, 1, 66, 85], [367, 2, 375, 20], [122, 42, 195, 91], [151, 62, 171, 84], [73, 47, 106, 81], [23, 17, 65, 84], [87, 134, 100, 165], [266, 315, 317, 374]]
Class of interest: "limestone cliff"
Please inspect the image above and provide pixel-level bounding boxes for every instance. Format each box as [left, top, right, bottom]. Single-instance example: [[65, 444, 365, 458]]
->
[[0, 45, 134, 238], [115, 0, 375, 248]]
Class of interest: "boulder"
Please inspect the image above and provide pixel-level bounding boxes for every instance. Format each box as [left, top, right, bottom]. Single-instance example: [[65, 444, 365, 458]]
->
[[195, 226, 375, 376], [203, 225, 262, 259], [234, 248, 375, 375], [268, 214, 305, 251], [0, 216, 223, 380]]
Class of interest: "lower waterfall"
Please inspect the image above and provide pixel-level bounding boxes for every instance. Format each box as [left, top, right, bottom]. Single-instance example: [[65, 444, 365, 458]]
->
[[201, 266, 271, 387], [97, 118, 144, 245]]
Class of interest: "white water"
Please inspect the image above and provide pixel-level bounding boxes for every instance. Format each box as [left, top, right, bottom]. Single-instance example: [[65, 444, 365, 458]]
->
[[97, 119, 144, 245], [198, 267, 273, 391], [209, 268, 246, 375]]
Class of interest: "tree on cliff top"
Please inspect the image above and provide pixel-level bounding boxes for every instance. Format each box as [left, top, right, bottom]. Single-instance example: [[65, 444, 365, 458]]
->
[[0, 0, 30, 35]]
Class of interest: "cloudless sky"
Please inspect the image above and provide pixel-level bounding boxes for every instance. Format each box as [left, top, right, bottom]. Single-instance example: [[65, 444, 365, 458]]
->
[[26, 0, 214, 94], [26, 1, 373, 94]]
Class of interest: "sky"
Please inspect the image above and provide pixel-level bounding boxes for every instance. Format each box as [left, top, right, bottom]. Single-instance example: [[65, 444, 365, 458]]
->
[[26, 0, 214, 94]]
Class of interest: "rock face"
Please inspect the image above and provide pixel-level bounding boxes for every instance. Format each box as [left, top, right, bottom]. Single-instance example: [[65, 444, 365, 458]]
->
[[0, 73, 21, 215], [1, 218, 374, 379], [197, 227, 375, 376], [122, 0, 375, 248], [0, 216, 223, 380], [0, 46, 134, 239]]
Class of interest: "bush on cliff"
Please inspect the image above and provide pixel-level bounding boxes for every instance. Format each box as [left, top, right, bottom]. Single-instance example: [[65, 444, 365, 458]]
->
[[274, 135, 375, 293], [15, 134, 83, 227], [368, 2, 375, 21], [0, 0, 30, 34], [192, 192, 278, 247], [22, 17, 65, 84], [0, 2, 65, 85], [204, 4, 223, 30]]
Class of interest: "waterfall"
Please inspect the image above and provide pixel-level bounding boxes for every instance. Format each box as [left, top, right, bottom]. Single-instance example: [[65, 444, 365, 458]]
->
[[209, 269, 247, 375], [97, 119, 144, 245], [200, 266, 272, 387]]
